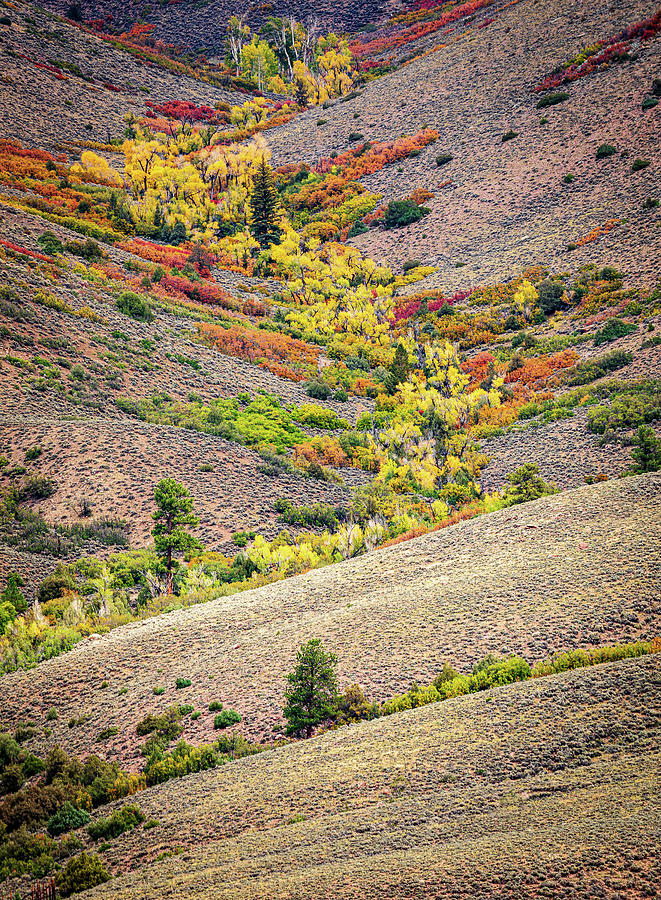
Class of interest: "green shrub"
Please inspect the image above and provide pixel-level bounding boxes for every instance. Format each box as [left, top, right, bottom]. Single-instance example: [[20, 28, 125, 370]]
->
[[596, 144, 616, 159], [435, 152, 453, 166], [95, 727, 118, 741], [348, 132, 364, 142], [592, 317, 636, 346], [334, 389, 349, 402], [501, 130, 518, 142], [47, 801, 90, 836], [116, 291, 153, 322], [347, 220, 369, 237], [19, 474, 57, 500], [175, 677, 191, 689], [231, 530, 255, 547], [536, 91, 569, 108], [563, 173, 575, 183], [37, 572, 76, 605], [153, 686, 165, 695], [88, 804, 144, 841], [208, 701, 223, 711], [502, 463, 557, 505], [642, 96, 658, 110], [214, 710, 241, 729], [306, 380, 332, 400], [37, 231, 64, 255], [56, 852, 111, 896], [532, 641, 653, 677], [382, 199, 428, 229], [566, 349, 632, 385], [46, 707, 58, 721], [65, 238, 103, 260], [537, 280, 565, 314], [631, 158, 650, 172], [630, 424, 661, 472], [294, 404, 348, 430]]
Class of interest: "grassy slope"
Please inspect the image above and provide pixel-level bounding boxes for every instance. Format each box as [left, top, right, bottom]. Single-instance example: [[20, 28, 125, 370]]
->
[[2, 472, 658, 765], [79, 654, 661, 898]]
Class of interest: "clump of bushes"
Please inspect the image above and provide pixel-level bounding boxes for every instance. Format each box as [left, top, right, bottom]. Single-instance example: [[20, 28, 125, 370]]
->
[[274, 499, 344, 531], [56, 852, 110, 896], [502, 463, 557, 506], [116, 291, 153, 322], [596, 144, 616, 159], [47, 801, 90, 836], [18, 474, 57, 501], [65, 238, 104, 261], [382, 199, 429, 229], [537, 279, 566, 314], [37, 231, 64, 255], [381, 655, 532, 715], [306, 380, 332, 400], [566, 349, 632, 385], [532, 641, 653, 677], [88, 804, 144, 841], [137, 706, 183, 757], [347, 220, 369, 237], [592, 317, 636, 346], [631, 158, 650, 172], [214, 710, 241, 729], [536, 91, 569, 108], [175, 677, 192, 689], [435, 152, 453, 166]]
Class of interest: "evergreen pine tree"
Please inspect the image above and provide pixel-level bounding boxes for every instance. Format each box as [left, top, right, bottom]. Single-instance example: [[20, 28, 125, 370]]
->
[[152, 478, 202, 594], [283, 639, 339, 737], [294, 79, 309, 108], [385, 342, 410, 393], [249, 156, 282, 249]]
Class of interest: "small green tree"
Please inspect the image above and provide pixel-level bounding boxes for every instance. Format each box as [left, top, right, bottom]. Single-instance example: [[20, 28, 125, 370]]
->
[[283, 639, 339, 737], [294, 79, 309, 108], [502, 463, 557, 506], [631, 424, 661, 472], [249, 156, 282, 249], [1, 572, 27, 614], [152, 478, 202, 594], [386, 342, 410, 393]]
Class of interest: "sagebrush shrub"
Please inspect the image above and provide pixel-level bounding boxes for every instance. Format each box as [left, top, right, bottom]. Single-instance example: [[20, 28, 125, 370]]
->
[[47, 801, 90, 836]]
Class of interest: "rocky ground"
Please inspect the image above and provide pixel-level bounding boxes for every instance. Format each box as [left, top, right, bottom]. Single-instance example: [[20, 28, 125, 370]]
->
[[17, 653, 661, 900], [2, 473, 658, 766]]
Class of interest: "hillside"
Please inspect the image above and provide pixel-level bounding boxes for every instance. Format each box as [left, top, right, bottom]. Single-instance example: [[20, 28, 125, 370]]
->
[[268, 0, 661, 288], [25, 654, 661, 899], [2, 473, 658, 766], [1, 0, 660, 895]]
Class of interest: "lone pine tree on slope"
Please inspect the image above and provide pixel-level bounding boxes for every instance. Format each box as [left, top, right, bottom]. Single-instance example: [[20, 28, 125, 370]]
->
[[249, 156, 282, 248], [152, 478, 201, 594], [283, 639, 339, 737]]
